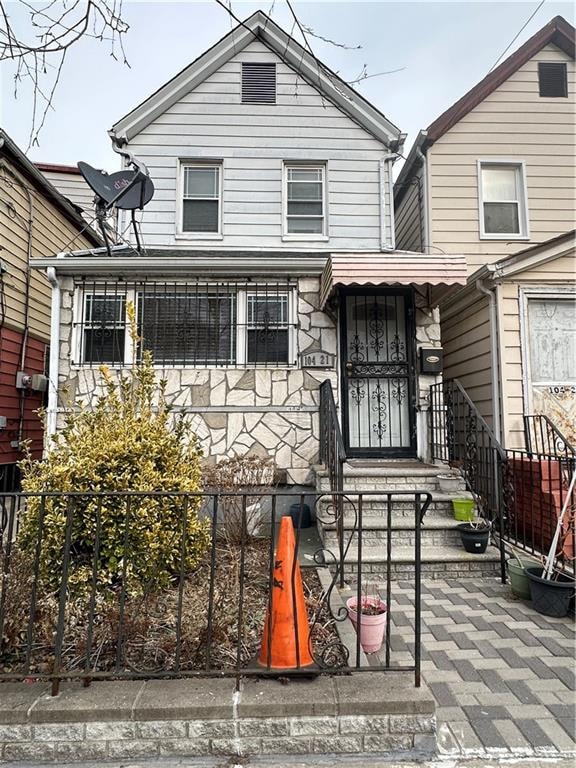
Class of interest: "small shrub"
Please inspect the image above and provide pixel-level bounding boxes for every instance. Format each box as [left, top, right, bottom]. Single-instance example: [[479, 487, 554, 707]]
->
[[203, 456, 275, 543], [18, 304, 210, 596]]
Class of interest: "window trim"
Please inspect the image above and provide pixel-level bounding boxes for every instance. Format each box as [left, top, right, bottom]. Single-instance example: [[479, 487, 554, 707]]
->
[[282, 162, 329, 241], [176, 160, 223, 239], [538, 61, 568, 98], [73, 284, 298, 369], [519, 286, 576, 415], [477, 159, 529, 240]]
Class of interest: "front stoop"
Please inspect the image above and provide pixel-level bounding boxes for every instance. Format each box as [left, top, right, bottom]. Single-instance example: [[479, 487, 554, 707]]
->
[[315, 462, 502, 578], [0, 677, 435, 762]]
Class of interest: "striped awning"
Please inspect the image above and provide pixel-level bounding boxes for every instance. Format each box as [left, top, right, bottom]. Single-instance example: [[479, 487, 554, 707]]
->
[[320, 251, 467, 307]]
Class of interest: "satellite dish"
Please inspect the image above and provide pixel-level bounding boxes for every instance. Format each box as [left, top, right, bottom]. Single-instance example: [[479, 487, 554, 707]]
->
[[78, 162, 154, 210], [77, 150, 155, 256]]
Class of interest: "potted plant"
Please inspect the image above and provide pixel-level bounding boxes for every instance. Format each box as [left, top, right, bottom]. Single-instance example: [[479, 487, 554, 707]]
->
[[506, 551, 540, 600], [525, 468, 576, 618], [346, 588, 387, 653], [456, 517, 491, 554], [451, 497, 475, 522]]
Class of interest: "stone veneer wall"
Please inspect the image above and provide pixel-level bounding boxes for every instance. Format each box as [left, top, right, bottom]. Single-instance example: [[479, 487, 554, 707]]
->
[[56, 278, 442, 482], [56, 276, 337, 485]]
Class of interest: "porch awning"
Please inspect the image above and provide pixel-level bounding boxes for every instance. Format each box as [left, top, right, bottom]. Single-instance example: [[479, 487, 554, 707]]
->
[[320, 251, 468, 308]]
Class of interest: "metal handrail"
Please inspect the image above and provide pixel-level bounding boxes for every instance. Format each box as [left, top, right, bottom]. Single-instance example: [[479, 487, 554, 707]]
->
[[524, 414, 576, 459]]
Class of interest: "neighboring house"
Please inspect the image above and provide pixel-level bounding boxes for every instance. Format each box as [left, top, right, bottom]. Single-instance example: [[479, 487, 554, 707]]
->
[[394, 15, 576, 449], [0, 130, 101, 491], [30, 11, 466, 488], [34, 163, 96, 220]]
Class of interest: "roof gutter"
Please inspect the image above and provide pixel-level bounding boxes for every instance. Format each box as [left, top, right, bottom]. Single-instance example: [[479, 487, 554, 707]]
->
[[415, 139, 430, 253]]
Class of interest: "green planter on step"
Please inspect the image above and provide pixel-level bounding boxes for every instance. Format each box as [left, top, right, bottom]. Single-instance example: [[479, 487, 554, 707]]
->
[[452, 498, 475, 522], [507, 558, 539, 600]]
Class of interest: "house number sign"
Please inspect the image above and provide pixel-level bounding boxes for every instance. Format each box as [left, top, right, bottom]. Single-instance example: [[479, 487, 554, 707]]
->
[[300, 351, 335, 369]]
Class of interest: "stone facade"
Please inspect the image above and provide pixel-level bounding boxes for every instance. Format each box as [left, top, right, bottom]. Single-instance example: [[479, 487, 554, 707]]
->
[[55, 276, 442, 482]]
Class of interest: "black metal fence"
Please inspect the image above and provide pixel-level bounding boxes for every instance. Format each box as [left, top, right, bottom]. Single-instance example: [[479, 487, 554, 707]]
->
[[0, 490, 430, 694], [431, 379, 575, 579]]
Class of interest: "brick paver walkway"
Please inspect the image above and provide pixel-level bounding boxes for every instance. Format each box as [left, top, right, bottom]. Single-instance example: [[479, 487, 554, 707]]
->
[[368, 576, 575, 759]]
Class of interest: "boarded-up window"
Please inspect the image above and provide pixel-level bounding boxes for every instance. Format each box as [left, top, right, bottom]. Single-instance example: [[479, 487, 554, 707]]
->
[[528, 298, 576, 383]]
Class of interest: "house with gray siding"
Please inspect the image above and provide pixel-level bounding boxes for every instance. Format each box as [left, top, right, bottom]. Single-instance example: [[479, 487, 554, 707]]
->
[[33, 12, 467, 502]]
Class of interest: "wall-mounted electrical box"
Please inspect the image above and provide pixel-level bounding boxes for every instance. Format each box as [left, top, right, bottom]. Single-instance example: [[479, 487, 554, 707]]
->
[[420, 347, 443, 374], [15, 372, 49, 392], [0, 415, 7, 429]]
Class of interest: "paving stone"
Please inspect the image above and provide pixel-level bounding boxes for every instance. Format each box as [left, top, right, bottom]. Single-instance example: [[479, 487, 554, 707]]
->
[[490, 621, 517, 639], [547, 703, 576, 721], [476, 669, 510, 694], [538, 718, 576, 751], [470, 718, 510, 749], [448, 720, 484, 751], [513, 628, 544, 647], [462, 705, 510, 720], [493, 719, 532, 751], [427, 650, 453, 670], [514, 718, 557, 749], [447, 632, 477, 650], [508, 680, 541, 704], [470, 638, 501, 658], [452, 659, 482, 682]]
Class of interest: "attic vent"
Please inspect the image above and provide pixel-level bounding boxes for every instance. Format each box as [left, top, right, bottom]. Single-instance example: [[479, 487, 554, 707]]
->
[[241, 62, 276, 104], [538, 62, 568, 97]]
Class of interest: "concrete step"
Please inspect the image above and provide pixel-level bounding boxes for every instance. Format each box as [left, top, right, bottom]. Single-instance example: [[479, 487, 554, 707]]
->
[[316, 466, 466, 494], [325, 544, 502, 579], [315, 492, 475, 521], [319, 518, 463, 550]]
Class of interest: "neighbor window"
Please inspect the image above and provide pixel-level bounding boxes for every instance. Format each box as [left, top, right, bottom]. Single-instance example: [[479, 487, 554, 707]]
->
[[181, 164, 221, 234], [538, 62, 568, 97], [285, 165, 325, 236], [75, 282, 294, 367], [528, 297, 576, 383], [479, 162, 528, 238]]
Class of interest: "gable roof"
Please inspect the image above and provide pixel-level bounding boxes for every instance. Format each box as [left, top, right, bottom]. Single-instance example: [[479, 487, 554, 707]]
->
[[111, 10, 402, 148], [395, 15, 575, 202], [0, 129, 101, 247]]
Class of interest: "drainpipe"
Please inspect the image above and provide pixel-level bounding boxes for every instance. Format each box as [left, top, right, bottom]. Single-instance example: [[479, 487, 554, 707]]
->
[[380, 153, 398, 251], [46, 267, 61, 444], [476, 277, 502, 442], [415, 141, 430, 253]]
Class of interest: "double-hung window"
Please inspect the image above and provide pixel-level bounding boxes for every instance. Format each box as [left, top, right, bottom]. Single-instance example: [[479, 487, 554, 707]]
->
[[285, 164, 326, 236], [181, 163, 221, 234], [478, 161, 528, 238], [75, 282, 294, 367]]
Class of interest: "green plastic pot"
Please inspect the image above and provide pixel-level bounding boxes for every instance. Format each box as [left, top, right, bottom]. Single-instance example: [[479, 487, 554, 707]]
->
[[507, 558, 539, 600], [452, 498, 475, 522]]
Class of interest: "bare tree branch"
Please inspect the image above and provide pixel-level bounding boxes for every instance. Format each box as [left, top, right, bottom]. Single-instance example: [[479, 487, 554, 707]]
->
[[1, 0, 130, 148]]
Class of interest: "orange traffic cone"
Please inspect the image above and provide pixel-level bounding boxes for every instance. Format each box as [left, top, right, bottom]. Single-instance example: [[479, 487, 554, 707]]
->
[[258, 516, 314, 670]]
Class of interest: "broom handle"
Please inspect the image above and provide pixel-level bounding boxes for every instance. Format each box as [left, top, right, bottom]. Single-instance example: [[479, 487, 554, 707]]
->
[[543, 468, 576, 580]]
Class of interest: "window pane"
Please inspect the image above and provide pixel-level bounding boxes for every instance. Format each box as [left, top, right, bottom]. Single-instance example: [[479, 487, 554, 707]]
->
[[287, 201, 323, 216], [140, 294, 235, 364], [183, 199, 219, 232], [287, 217, 323, 234], [83, 329, 125, 364], [483, 202, 519, 234], [287, 182, 322, 201], [183, 167, 218, 198], [247, 329, 289, 364], [287, 168, 322, 182], [482, 167, 517, 201], [529, 299, 576, 382], [248, 295, 287, 325], [86, 295, 124, 323]]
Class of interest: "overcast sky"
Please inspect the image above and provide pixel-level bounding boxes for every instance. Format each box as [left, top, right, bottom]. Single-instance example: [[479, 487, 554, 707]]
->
[[2, 1, 574, 171]]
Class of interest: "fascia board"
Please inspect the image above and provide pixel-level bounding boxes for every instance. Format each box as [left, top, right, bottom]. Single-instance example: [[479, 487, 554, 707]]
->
[[29, 256, 328, 276], [495, 243, 575, 280]]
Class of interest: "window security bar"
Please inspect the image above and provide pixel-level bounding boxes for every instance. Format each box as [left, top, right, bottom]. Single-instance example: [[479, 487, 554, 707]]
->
[[72, 280, 297, 369]]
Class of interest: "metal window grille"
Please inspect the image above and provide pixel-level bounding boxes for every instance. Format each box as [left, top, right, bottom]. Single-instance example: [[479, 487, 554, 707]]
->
[[73, 280, 296, 368], [241, 62, 276, 104]]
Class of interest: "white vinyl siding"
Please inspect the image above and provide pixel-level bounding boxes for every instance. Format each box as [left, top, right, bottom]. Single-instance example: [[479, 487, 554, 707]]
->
[[123, 39, 390, 250], [478, 161, 528, 239]]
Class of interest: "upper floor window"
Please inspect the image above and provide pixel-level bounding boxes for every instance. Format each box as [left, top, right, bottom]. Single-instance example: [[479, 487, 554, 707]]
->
[[478, 161, 528, 239], [241, 62, 276, 104], [181, 163, 221, 234], [538, 62, 568, 97], [284, 164, 326, 237]]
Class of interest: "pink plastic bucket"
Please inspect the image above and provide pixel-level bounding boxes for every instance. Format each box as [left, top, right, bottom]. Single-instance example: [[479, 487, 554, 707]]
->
[[346, 596, 387, 653]]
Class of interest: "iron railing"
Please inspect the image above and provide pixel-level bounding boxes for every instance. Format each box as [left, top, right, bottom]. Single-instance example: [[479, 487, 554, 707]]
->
[[319, 380, 346, 586], [0, 490, 430, 693], [431, 379, 575, 579], [524, 414, 576, 460]]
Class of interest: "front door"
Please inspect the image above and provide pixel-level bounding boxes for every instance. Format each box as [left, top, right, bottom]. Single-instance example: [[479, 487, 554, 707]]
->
[[340, 289, 417, 457]]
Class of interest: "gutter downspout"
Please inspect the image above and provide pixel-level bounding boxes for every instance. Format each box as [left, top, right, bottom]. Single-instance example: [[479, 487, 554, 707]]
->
[[476, 276, 502, 442], [46, 267, 61, 444], [380, 153, 398, 251], [415, 139, 430, 253]]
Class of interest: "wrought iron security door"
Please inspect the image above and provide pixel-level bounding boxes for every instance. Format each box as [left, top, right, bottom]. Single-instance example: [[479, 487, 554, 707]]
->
[[341, 291, 416, 456]]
